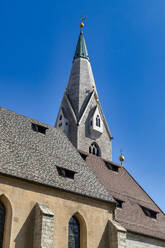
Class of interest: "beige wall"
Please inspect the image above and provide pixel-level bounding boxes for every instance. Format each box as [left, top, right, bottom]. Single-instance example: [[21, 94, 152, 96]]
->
[[0, 175, 114, 248]]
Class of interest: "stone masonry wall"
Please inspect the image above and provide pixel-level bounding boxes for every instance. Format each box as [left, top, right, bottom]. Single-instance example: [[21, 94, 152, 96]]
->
[[78, 95, 112, 161], [33, 203, 54, 248], [109, 220, 126, 248], [126, 232, 165, 248]]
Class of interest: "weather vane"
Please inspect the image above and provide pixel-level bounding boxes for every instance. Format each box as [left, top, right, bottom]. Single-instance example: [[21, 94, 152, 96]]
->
[[80, 16, 87, 31], [119, 149, 125, 167]]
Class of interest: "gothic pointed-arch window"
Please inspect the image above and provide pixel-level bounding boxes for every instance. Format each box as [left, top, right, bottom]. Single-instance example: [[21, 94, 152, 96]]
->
[[68, 216, 80, 248], [96, 115, 100, 127], [0, 201, 5, 248], [89, 142, 101, 157]]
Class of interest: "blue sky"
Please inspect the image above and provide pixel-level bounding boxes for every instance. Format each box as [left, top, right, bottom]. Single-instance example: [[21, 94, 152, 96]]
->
[[0, 0, 165, 212]]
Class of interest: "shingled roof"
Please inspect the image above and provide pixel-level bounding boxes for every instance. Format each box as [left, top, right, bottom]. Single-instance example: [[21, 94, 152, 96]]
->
[[0, 107, 115, 204], [84, 152, 165, 240]]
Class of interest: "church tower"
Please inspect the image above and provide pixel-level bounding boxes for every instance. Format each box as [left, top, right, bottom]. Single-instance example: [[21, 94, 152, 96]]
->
[[55, 22, 113, 161]]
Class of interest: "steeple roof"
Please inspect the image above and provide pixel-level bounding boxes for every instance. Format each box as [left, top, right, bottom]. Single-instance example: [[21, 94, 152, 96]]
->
[[55, 27, 112, 161], [74, 30, 89, 61]]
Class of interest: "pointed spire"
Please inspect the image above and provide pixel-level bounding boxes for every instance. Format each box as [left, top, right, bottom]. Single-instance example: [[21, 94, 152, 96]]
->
[[73, 19, 89, 61], [55, 22, 112, 161]]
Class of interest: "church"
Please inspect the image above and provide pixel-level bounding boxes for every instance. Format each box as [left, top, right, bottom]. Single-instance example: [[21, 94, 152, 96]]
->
[[0, 21, 165, 248]]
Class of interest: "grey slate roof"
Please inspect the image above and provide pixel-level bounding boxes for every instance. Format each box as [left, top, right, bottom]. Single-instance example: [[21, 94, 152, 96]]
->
[[0, 107, 115, 203]]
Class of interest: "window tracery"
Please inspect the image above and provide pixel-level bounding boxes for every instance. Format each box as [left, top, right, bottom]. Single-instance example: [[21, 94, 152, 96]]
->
[[89, 143, 101, 157]]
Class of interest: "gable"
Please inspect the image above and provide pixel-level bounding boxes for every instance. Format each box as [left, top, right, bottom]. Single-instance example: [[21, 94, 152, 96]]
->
[[56, 108, 69, 134], [79, 92, 113, 141], [76, 94, 112, 161], [90, 107, 103, 135]]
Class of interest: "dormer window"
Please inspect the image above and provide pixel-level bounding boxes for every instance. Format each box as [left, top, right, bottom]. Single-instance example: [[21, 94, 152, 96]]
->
[[56, 166, 76, 180], [31, 123, 48, 134], [96, 115, 100, 127], [105, 161, 119, 172], [89, 142, 101, 157], [114, 198, 124, 208], [140, 206, 158, 219]]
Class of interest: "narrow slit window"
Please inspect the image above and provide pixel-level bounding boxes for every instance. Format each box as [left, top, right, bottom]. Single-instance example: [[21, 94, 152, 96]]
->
[[31, 123, 48, 134], [56, 166, 76, 180], [96, 115, 100, 127], [140, 206, 157, 219]]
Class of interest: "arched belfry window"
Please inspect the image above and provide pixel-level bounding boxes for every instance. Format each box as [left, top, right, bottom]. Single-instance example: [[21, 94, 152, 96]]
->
[[89, 142, 101, 157], [68, 216, 80, 248], [0, 201, 5, 248], [96, 115, 100, 127]]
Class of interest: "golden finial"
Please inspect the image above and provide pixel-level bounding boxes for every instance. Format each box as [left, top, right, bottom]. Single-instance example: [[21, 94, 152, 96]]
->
[[119, 150, 125, 167], [80, 16, 87, 30]]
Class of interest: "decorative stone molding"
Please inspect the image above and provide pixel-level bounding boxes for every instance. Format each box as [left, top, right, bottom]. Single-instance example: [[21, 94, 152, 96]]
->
[[33, 203, 54, 248]]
